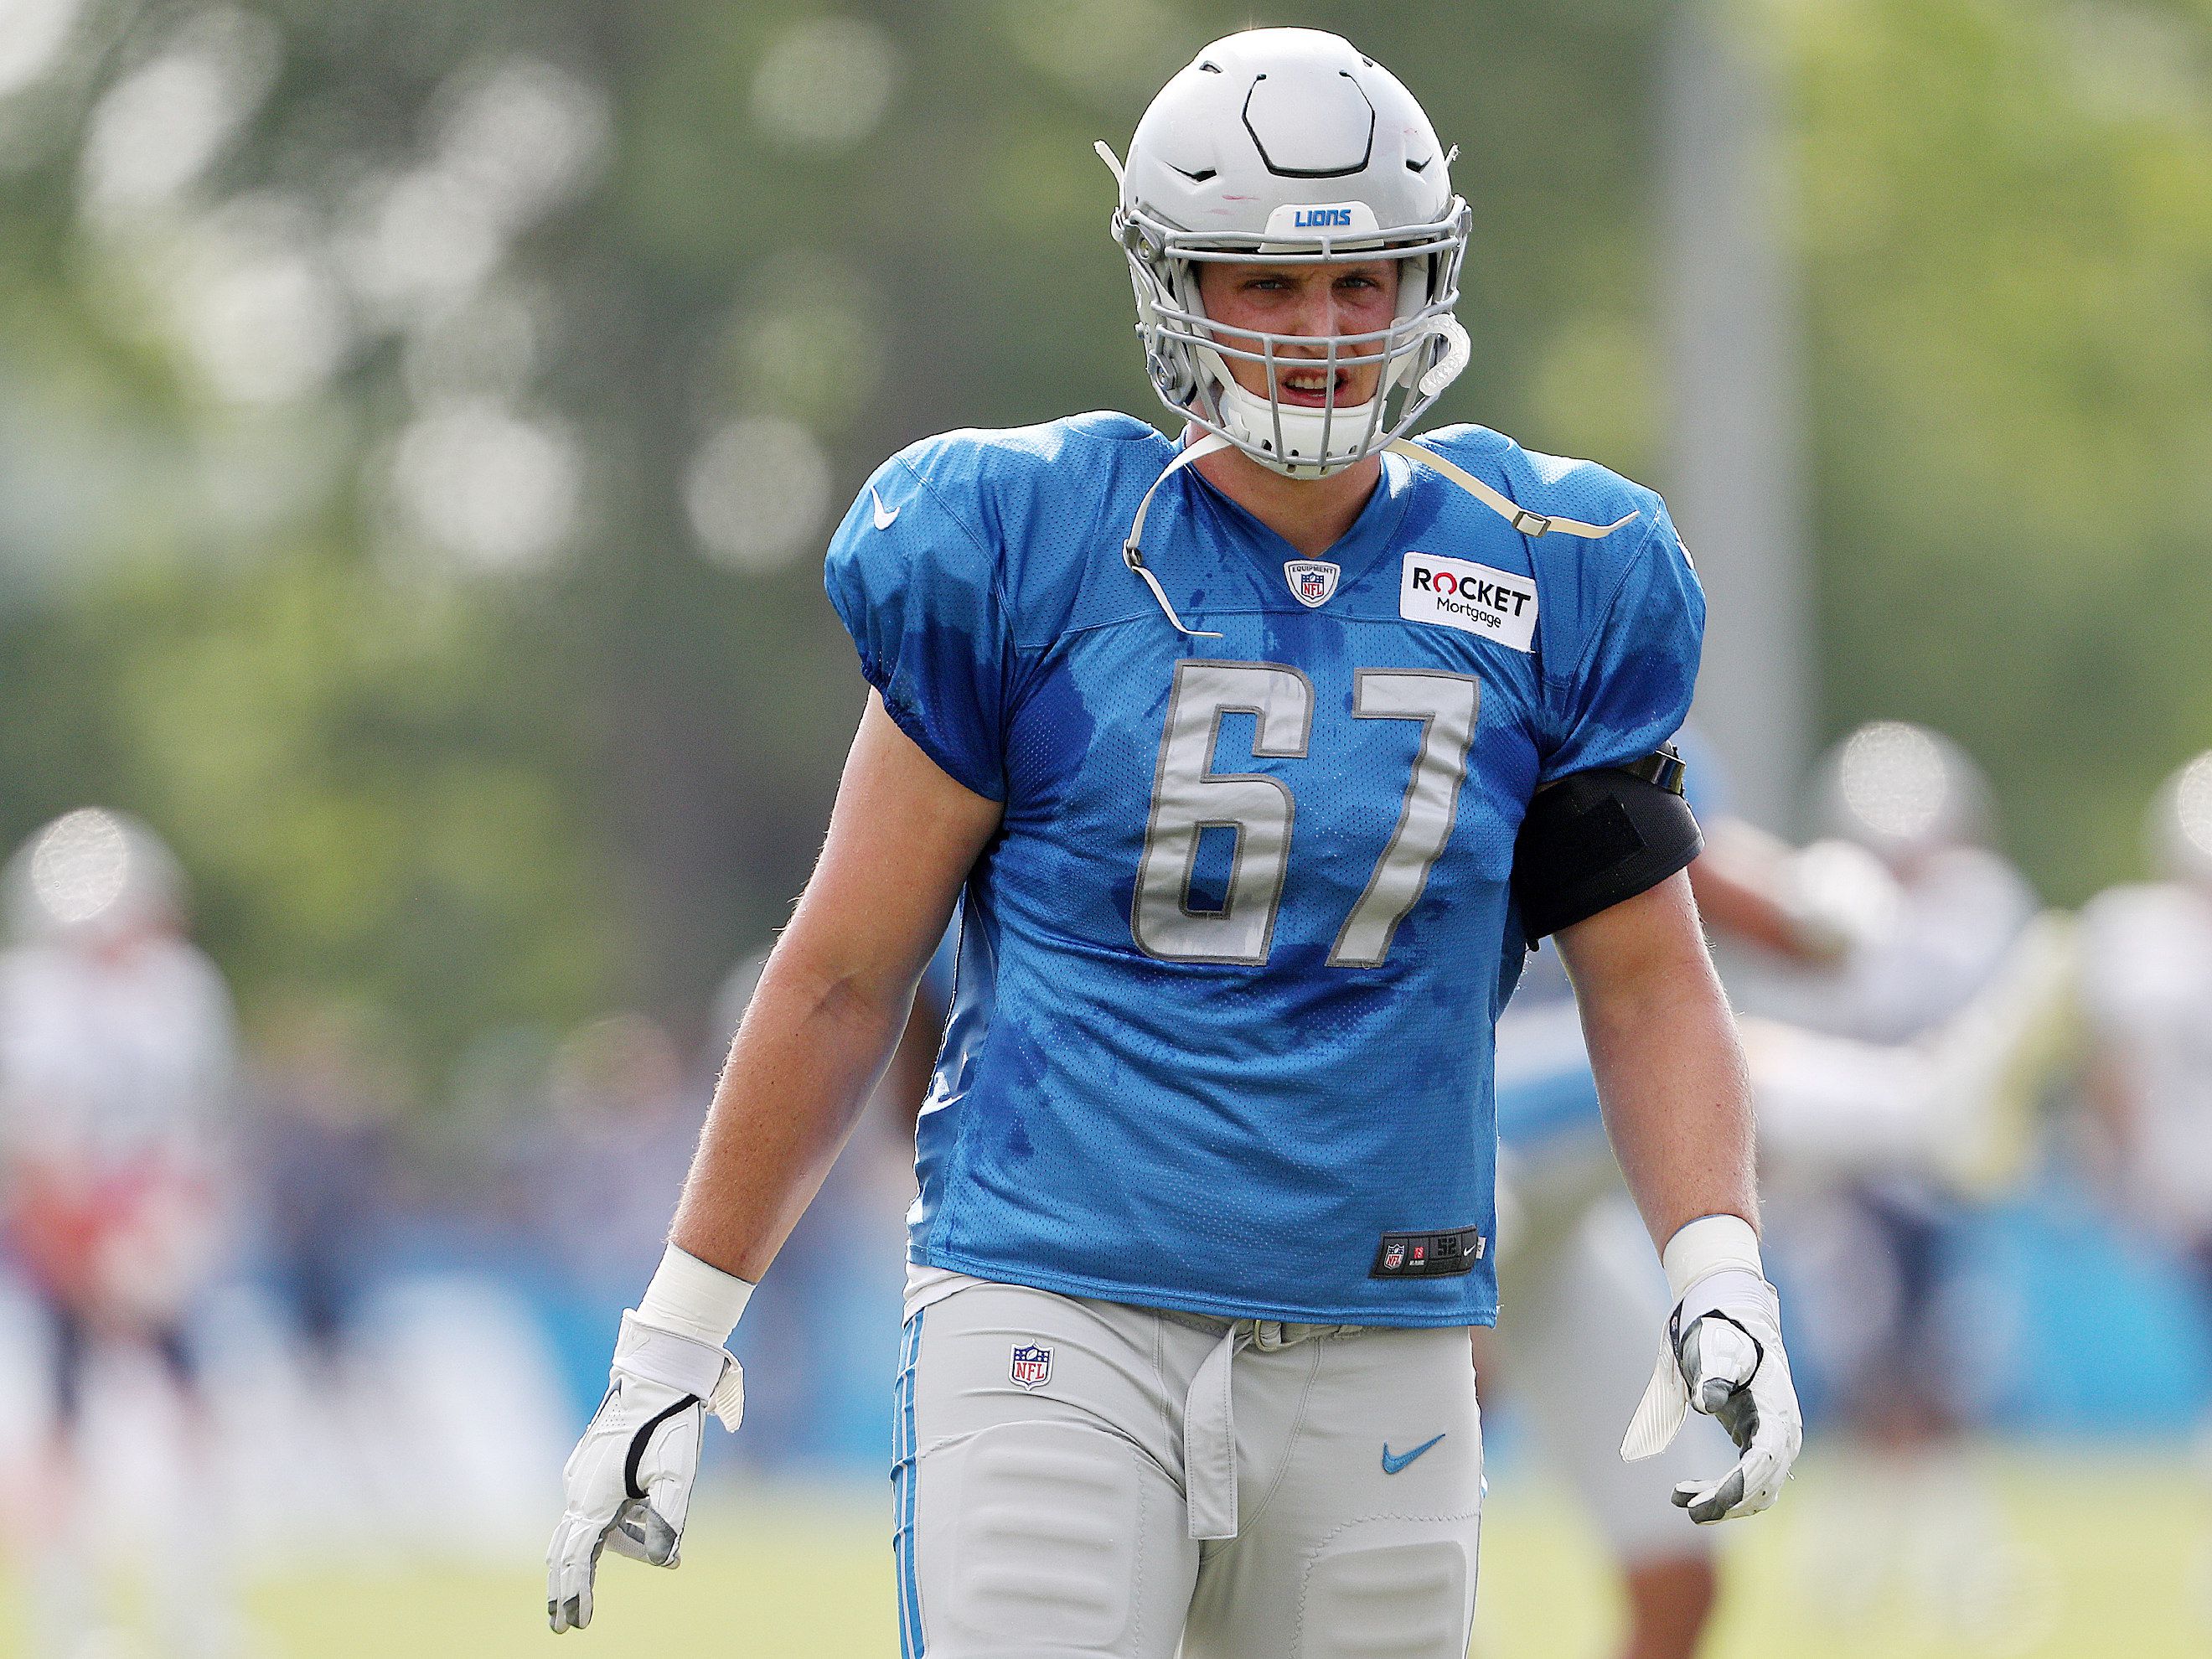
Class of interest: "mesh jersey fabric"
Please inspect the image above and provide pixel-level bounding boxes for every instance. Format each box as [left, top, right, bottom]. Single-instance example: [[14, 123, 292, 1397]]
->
[[824, 410, 1703, 1326]]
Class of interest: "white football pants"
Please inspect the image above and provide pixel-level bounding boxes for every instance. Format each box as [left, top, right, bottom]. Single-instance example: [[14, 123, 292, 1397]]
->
[[892, 1279, 1484, 1658]]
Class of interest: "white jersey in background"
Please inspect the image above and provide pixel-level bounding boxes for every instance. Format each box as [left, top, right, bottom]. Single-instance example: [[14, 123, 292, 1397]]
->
[[0, 934, 238, 1320], [0, 937, 236, 1165], [1732, 844, 2034, 1045], [2078, 881, 2212, 1237]]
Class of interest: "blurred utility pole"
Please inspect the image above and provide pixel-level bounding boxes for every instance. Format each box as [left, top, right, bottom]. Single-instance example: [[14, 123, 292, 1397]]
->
[[1659, 0, 1815, 830]]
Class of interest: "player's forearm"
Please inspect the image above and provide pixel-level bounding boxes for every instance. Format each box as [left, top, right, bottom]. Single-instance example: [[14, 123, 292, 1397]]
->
[[1558, 876, 1760, 1247], [665, 694, 1001, 1283], [1585, 967, 1759, 1246], [668, 938, 916, 1283]]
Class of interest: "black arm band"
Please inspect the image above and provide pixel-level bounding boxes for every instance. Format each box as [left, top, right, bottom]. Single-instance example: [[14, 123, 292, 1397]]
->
[[1511, 748, 1704, 943]]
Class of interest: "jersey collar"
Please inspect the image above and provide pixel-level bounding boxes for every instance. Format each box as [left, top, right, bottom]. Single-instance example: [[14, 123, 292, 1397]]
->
[[1184, 445, 1418, 604]]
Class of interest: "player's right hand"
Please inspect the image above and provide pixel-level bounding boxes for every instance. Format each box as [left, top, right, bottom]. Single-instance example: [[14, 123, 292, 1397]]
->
[[547, 1310, 746, 1633]]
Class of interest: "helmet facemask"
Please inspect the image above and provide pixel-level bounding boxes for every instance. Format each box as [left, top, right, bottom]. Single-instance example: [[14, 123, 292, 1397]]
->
[[1115, 195, 1473, 479]]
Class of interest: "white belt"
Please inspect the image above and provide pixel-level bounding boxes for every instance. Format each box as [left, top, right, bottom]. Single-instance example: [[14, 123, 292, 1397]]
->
[[1179, 1318, 1355, 1541]]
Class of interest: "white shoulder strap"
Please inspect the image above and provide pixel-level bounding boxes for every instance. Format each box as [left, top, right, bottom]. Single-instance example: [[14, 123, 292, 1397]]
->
[[1119, 432, 1637, 640], [1121, 432, 1231, 639], [1385, 439, 1639, 540]]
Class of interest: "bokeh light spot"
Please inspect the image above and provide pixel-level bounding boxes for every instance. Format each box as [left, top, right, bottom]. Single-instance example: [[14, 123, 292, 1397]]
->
[[171, 197, 353, 406], [0, 0, 85, 101], [1837, 721, 1951, 845], [79, 8, 282, 223], [684, 416, 832, 573], [750, 18, 897, 151], [433, 57, 610, 228], [392, 401, 581, 571]]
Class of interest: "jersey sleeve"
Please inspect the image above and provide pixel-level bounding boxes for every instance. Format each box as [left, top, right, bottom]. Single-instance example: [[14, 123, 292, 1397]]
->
[[823, 451, 1014, 802], [1537, 507, 1705, 784]]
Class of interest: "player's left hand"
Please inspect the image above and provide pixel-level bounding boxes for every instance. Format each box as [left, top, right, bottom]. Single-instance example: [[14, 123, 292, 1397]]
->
[[1620, 1267, 1802, 1524], [547, 1311, 745, 1632]]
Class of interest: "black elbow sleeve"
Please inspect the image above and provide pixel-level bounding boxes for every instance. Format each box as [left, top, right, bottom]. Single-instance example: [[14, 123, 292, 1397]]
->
[[1511, 749, 1703, 943]]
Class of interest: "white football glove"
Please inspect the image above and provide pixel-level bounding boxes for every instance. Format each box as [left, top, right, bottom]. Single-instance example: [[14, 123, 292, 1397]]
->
[[547, 1310, 745, 1633], [1620, 1222, 1802, 1524]]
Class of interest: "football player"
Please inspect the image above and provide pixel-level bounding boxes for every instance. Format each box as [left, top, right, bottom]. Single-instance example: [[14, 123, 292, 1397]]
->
[[1729, 723, 2066, 1637], [0, 809, 243, 1658], [550, 30, 1801, 1656], [2080, 754, 2212, 1391]]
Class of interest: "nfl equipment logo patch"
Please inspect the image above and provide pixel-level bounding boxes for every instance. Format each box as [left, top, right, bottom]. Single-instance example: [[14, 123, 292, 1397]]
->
[[1382, 1241, 1407, 1272], [1284, 559, 1341, 608], [1010, 1343, 1053, 1390]]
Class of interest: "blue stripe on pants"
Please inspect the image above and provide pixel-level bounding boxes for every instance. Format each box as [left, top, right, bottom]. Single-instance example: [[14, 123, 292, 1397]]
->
[[892, 1310, 926, 1656]]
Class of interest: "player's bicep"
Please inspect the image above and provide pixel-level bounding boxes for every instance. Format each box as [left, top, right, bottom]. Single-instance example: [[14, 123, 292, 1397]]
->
[[783, 692, 1000, 1007], [1551, 870, 1706, 1001]]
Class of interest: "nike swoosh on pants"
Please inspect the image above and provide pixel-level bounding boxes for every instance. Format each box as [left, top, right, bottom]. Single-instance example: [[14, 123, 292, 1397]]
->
[[1381, 1432, 1447, 1475]]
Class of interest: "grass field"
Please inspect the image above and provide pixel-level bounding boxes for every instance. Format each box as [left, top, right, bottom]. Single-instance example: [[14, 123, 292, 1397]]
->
[[3, 1448, 2204, 1656]]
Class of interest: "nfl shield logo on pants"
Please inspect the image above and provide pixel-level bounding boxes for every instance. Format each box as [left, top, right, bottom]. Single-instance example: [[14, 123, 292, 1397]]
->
[[1284, 559, 1341, 608], [1010, 1343, 1053, 1390]]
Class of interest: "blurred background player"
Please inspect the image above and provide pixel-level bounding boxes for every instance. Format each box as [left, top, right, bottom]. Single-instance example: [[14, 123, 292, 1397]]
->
[[1734, 723, 2074, 1196], [1730, 722, 2073, 1639], [2078, 752, 2212, 1590], [0, 809, 245, 1659], [1481, 736, 1866, 1659], [2080, 750, 2212, 1269]]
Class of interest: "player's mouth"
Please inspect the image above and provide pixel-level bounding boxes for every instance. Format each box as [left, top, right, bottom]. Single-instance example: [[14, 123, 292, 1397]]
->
[[1274, 365, 1359, 407]]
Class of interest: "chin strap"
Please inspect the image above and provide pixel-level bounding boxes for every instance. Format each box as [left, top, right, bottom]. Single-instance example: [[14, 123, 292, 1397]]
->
[[1121, 428, 1640, 638], [1122, 432, 1231, 638], [1387, 440, 1640, 540]]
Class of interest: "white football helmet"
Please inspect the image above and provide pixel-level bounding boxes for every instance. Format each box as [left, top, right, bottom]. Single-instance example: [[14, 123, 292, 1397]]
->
[[1101, 28, 1472, 478], [1811, 721, 1994, 866], [2148, 750, 2212, 889], [3, 807, 186, 946]]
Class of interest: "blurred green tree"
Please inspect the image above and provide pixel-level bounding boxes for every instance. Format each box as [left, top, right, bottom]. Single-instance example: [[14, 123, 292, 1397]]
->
[[0, 0, 2206, 1093]]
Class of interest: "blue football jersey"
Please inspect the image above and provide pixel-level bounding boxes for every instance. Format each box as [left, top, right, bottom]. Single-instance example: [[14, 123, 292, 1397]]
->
[[824, 411, 1703, 1326]]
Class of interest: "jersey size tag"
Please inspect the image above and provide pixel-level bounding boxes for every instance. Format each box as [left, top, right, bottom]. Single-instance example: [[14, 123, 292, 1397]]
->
[[1372, 1226, 1486, 1279], [1398, 552, 1538, 652]]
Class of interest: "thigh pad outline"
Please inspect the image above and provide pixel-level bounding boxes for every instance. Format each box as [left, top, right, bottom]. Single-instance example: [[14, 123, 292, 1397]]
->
[[923, 1419, 1165, 1656], [1297, 1530, 1476, 1659]]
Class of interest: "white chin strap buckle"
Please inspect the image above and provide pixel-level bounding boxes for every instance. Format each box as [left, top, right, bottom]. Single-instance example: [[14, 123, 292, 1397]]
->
[[1419, 317, 1471, 400]]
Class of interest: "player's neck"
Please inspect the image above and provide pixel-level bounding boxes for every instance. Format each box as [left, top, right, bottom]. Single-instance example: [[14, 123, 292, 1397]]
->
[[1187, 430, 1382, 560]]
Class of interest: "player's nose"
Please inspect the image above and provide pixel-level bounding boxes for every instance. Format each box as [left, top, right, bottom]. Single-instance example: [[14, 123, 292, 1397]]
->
[[1278, 272, 1344, 349]]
